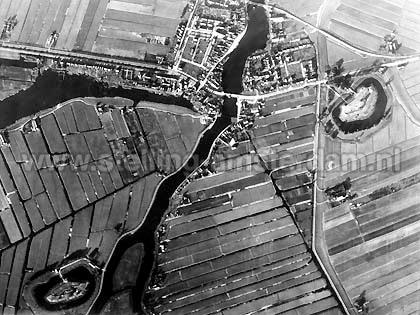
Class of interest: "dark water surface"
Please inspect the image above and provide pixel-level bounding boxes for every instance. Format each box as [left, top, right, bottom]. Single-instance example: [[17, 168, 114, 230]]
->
[[0, 70, 193, 129], [222, 4, 269, 94]]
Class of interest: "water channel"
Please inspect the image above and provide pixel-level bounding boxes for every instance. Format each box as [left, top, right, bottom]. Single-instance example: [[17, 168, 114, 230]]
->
[[0, 4, 269, 314], [90, 4, 269, 314], [0, 69, 193, 129]]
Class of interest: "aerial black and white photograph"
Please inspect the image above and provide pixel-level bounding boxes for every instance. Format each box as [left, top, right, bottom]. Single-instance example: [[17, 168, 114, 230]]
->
[[0, 0, 419, 314]]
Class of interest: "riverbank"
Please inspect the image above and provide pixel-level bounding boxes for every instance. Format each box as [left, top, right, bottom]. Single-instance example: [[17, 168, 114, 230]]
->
[[0, 3, 270, 315], [0, 70, 194, 129], [222, 4, 269, 94], [88, 4, 270, 315]]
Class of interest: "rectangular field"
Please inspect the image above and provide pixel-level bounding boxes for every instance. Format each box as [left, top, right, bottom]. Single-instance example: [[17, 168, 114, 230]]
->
[[319, 99, 420, 314], [326, 0, 420, 53], [0, 0, 187, 60]]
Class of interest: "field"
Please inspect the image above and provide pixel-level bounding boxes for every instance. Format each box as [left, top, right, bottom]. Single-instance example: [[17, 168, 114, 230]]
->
[[398, 0, 420, 53], [399, 60, 420, 115], [0, 65, 36, 100], [316, 74, 420, 314], [320, 0, 420, 54], [268, 0, 324, 25], [0, 0, 187, 59], [0, 97, 208, 314], [0, 79, 32, 101], [148, 116, 343, 314], [325, 38, 380, 73], [250, 87, 317, 243]]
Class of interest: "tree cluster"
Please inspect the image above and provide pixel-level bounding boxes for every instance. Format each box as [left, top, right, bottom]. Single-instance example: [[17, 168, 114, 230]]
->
[[326, 58, 353, 90]]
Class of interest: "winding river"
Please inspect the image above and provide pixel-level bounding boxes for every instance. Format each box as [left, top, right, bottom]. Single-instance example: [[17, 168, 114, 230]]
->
[[0, 4, 269, 315], [0, 70, 193, 129], [90, 4, 269, 314]]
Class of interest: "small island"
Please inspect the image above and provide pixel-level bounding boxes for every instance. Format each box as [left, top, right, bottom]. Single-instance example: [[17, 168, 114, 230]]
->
[[338, 85, 378, 122]]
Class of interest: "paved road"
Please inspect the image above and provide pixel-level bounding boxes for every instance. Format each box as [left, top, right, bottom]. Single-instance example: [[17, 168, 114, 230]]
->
[[245, 3, 420, 314], [174, 0, 200, 69], [312, 79, 356, 315], [0, 42, 170, 72], [213, 79, 326, 100]]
